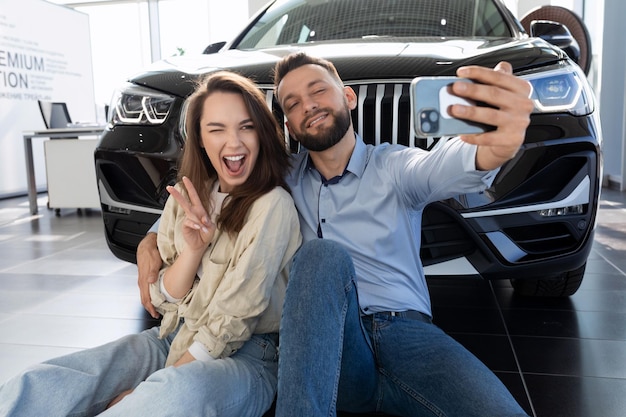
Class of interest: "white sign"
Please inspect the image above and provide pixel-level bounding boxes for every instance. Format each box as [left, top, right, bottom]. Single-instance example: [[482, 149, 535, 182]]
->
[[0, 0, 96, 197]]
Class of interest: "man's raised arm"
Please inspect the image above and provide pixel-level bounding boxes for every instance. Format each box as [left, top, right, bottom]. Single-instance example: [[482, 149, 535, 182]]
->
[[449, 62, 534, 171]]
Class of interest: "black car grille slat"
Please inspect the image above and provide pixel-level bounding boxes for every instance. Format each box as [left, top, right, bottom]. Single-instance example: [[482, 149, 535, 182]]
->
[[109, 221, 146, 247], [420, 206, 475, 266], [102, 214, 160, 263], [352, 82, 419, 147], [422, 239, 474, 249], [503, 224, 579, 257]]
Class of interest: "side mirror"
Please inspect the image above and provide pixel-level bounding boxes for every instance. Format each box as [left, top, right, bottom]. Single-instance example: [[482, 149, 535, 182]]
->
[[530, 20, 576, 48], [521, 6, 592, 75], [203, 41, 226, 55], [530, 20, 581, 65]]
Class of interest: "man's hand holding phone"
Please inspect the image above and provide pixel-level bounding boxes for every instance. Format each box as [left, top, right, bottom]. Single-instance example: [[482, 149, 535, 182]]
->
[[411, 76, 492, 137], [412, 62, 534, 171]]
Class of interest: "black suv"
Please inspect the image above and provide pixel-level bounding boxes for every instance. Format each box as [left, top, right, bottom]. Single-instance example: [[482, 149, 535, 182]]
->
[[95, 0, 602, 297]]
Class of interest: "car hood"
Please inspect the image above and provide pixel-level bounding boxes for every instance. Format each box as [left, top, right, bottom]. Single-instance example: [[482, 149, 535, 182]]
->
[[129, 37, 564, 98]]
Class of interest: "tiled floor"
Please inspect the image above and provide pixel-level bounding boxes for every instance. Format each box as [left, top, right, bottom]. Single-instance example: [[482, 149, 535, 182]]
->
[[1, 189, 625, 417]]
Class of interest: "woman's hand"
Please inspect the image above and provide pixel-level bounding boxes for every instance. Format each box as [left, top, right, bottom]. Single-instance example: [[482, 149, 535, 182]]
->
[[173, 350, 197, 367], [162, 176, 217, 299], [166, 176, 216, 253]]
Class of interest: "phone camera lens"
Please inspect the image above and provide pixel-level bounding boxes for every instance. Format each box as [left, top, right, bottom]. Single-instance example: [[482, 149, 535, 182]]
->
[[419, 110, 438, 134]]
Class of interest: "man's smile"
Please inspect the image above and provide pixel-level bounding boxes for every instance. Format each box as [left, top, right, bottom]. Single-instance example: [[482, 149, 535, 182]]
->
[[306, 112, 328, 128]]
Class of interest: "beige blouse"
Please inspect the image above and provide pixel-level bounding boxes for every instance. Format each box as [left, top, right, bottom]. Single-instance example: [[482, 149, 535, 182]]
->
[[150, 183, 302, 366]]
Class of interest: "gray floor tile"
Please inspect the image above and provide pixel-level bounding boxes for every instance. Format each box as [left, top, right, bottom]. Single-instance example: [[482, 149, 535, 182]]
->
[[0, 189, 625, 417]]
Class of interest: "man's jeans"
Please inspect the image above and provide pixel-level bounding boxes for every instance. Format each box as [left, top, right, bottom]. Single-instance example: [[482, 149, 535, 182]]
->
[[275, 239, 529, 417], [0, 327, 278, 417]]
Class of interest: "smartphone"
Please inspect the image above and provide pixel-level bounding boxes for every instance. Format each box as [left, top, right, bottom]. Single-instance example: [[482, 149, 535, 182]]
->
[[410, 76, 494, 137]]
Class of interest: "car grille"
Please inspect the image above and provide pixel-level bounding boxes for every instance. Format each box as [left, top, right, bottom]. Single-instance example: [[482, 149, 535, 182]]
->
[[260, 80, 443, 153]]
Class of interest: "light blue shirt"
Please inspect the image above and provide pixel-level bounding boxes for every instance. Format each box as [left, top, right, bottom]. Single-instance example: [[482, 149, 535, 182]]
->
[[286, 135, 496, 316], [149, 135, 495, 316]]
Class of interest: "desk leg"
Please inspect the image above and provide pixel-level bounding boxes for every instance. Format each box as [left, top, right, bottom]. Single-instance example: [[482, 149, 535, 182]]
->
[[23, 135, 38, 215]]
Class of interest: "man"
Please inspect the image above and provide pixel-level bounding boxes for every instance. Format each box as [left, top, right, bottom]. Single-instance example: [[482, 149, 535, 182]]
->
[[138, 52, 533, 416]]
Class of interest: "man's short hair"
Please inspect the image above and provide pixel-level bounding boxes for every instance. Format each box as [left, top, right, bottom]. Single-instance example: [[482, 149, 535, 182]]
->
[[273, 52, 343, 99]]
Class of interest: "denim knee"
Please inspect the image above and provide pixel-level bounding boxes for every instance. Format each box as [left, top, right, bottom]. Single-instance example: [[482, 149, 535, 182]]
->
[[293, 240, 354, 279], [289, 239, 355, 297]]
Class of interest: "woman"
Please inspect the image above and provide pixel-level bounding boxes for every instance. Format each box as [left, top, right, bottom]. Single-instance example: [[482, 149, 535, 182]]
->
[[0, 71, 301, 417]]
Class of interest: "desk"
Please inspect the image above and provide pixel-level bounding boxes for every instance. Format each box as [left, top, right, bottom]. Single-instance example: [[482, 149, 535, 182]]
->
[[23, 126, 105, 215]]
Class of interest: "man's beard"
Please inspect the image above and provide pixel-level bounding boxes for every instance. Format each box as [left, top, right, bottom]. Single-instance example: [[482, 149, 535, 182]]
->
[[294, 106, 352, 152]]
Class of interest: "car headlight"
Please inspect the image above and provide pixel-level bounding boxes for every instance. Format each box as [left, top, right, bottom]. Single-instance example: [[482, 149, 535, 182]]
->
[[520, 62, 595, 116], [108, 83, 175, 126]]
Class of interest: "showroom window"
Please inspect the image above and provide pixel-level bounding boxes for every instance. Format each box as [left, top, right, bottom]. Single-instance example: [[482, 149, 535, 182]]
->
[[158, 0, 248, 56], [48, 0, 249, 108]]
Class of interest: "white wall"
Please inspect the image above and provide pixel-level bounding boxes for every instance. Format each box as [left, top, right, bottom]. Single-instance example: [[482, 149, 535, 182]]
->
[[248, 0, 268, 16], [508, 0, 583, 18], [0, 0, 96, 197], [597, 0, 626, 190]]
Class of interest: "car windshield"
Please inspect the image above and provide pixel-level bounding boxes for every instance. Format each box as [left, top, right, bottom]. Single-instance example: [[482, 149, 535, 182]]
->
[[235, 0, 511, 49]]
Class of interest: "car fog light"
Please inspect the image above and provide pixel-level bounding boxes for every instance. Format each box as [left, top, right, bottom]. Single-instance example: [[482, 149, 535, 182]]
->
[[538, 204, 583, 217]]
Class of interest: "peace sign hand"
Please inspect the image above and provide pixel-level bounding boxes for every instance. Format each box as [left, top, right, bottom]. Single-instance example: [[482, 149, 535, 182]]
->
[[166, 176, 216, 253]]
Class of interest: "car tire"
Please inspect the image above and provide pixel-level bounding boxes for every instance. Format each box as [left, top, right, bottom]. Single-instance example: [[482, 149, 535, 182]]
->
[[510, 263, 586, 297]]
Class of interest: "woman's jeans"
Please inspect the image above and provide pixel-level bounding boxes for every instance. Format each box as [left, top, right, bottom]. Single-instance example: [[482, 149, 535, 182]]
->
[[275, 239, 529, 417], [0, 327, 278, 417]]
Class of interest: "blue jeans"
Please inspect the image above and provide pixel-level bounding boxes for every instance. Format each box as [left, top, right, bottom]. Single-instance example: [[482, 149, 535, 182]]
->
[[0, 326, 278, 417], [275, 239, 529, 417]]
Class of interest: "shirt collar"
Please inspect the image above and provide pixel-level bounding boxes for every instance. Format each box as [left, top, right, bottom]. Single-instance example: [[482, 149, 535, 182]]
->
[[302, 133, 368, 180]]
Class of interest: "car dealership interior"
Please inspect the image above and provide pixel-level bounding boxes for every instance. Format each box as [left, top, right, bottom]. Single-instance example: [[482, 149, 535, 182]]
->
[[0, 1, 625, 416]]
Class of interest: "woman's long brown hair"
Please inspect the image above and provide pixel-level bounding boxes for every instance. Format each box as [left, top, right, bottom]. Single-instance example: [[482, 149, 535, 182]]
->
[[178, 71, 291, 235]]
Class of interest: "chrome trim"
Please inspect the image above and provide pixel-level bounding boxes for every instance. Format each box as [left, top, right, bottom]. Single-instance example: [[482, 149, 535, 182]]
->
[[264, 89, 290, 149], [98, 180, 163, 215], [344, 78, 414, 85], [485, 231, 526, 262], [393, 83, 410, 147], [357, 84, 367, 142], [263, 89, 274, 109], [423, 257, 479, 275], [375, 84, 385, 145], [461, 176, 591, 219]]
